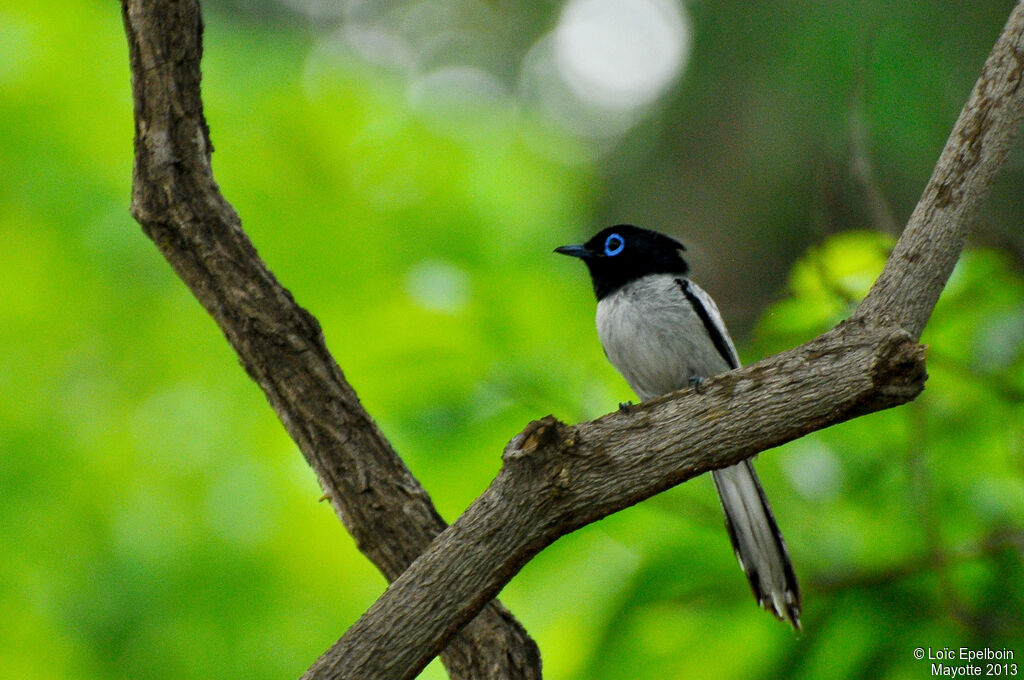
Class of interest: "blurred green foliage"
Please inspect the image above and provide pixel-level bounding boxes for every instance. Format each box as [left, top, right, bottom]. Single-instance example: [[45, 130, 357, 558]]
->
[[1, 2, 1022, 680]]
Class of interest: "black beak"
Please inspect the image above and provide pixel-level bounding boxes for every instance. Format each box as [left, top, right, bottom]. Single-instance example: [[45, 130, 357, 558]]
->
[[554, 244, 593, 259]]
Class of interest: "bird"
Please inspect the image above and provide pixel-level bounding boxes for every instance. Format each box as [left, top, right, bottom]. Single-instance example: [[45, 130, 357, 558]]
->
[[556, 224, 801, 629]]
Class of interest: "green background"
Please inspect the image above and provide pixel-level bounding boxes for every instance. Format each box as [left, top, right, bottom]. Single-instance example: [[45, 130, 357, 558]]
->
[[1, 1, 1022, 678]]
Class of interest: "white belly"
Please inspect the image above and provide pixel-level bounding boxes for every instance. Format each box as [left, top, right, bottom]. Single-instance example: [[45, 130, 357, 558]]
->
[[596, 274, 735, 401]]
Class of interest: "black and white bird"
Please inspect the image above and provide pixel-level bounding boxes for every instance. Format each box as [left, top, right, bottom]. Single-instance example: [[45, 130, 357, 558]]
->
[[556, 224, 801, 629]]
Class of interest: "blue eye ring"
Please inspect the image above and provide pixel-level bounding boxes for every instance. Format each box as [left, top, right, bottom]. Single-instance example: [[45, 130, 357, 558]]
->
[[604, 233, 625, 257]]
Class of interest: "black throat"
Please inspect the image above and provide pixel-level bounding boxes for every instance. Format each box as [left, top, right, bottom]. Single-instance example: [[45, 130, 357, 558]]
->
[[587, 258, 689, 300]]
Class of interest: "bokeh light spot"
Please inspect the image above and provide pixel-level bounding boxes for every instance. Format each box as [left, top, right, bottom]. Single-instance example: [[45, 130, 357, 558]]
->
[[554, 0, 691, 111]]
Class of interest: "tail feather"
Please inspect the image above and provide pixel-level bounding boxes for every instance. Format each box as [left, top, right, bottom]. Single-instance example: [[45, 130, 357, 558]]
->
[[712, 459, 802, 629]]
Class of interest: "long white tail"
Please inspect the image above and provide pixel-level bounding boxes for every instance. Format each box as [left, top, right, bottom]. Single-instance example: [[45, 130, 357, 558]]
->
[[712, 459, 802, 629]]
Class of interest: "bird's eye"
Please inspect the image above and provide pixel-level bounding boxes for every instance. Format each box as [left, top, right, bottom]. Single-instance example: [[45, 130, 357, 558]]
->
[[604, 233, 625, 257]]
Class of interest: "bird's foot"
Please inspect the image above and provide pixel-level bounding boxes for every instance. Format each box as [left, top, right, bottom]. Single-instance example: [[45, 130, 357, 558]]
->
[[689, 376, 706, 394], [618, 400, 635, 413]]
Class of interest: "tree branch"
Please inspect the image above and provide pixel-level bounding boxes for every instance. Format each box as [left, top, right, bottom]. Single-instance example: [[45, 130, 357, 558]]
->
[[119, 1, 541, 678], [856, 2, 1024, 337], [304, 322, 925, 679], [305, 3, 1024, 678]]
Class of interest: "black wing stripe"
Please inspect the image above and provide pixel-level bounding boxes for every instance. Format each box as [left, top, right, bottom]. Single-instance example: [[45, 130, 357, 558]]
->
[[676, 278, 739, 370]]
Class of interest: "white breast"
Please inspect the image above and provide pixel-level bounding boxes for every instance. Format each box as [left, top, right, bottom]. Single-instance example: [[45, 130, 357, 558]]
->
[[595, 274, 737, 401]]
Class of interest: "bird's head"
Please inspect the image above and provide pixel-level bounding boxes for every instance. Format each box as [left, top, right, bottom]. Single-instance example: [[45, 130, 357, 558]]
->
[[555, 225, 689, 300]]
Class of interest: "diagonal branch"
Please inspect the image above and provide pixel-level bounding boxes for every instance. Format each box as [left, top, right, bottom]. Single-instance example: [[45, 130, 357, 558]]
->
[[305, 2, 1024, 679], [857, 3, 1024, 337], [119, 1, 540, 678]]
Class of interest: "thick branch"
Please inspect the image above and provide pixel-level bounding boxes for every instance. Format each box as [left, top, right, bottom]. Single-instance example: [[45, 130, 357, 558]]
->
[[305, 322, 926, 679], [857, 2, 1024, 338], [120, 1, 540, 677], [308, 3, 1024, 678]]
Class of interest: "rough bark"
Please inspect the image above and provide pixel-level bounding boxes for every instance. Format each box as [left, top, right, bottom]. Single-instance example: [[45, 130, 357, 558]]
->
[[120, 1, 541, 678], [304, 2, 1024, 679]]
